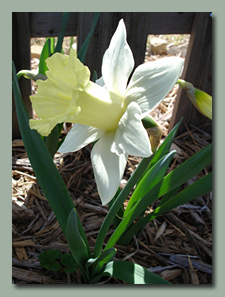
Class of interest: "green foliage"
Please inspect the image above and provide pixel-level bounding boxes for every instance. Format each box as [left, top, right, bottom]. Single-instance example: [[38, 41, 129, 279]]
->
[[77, 13, 100, 63], [38, 249, 78, 273], [66, 209, 91, 267], [12, 62, 75, 236], [39, 38, 53, 75], [117, 143, 212, 246], [54, 12, 70, 54], [39, 249, 62, 271], [60, 253, 79, 273], [66, 208, 91, 282], [100, 261, 171, 284]]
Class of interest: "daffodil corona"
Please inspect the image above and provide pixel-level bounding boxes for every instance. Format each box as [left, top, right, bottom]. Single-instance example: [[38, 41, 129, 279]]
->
[[30, 19, 184, 205]]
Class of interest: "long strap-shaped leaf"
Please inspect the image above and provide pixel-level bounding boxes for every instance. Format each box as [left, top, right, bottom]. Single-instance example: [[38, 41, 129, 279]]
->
[[100, 261, 171, 284], [157, 143, 212, 199], [124, 150, 176, 216], [12, 63, 89, 253], [77, 12, 100, 63], [120, 172, 212, 245], [118, 144, 212, 245], [54, 12, 70, 53], [104, 151, 176, 250], [66, 208, 91, 282], [93, 155, 154, 257], [150, 171, 212, 219]]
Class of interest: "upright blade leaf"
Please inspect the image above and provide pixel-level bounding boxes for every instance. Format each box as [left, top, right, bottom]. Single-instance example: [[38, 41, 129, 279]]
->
[[12, 62, 74, 235], [102, 261, 171, 284], [151, 172, 212, 219], [66, 209, 91, 268], [39, 38, 51, 75], [54, 12, 70, 53], [43, 123, 63, 158], [104, 152, 175, 250], [93, 154, 154, 258], [120, 172, 212, 246], [158, 143, 212, 199], [90, 248, 117, 279], [118, 145, 212, 246], [77, 12, 100, 63], [124, 150, 176, 216]]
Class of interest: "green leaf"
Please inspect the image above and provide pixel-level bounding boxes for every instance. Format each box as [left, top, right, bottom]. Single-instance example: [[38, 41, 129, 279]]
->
[[66, 208, 91, 268], [107, 187, 124, 228], [12, 62, 75, 235], [43, 124, 61, 158], [60, 253, 78, 274], [93, 154, 154, 258], [50, 37, 55, 54], [157, 186, 181, 207], [120, 172, 212, 246], [38, 249, 62, 272], [92, 70, 98, 83], [116, 145, 211, 246], [150, 172, 212, 219], [101, 261, 171, 284], [54, 12, 70, 53], [77, 12, 100, 63], [105, 151, 176, 250], [90, 248, 117, 280], [69, 36, 74, 51], [66, 209, 91, 282], [124, 150, 176, 216], [39, 38, 51, 75], [157, 143, 212, 199], [38, 250, 79, 274]]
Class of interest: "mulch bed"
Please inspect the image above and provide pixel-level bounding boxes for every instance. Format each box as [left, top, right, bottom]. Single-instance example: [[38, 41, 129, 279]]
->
[[12, 36, 212, 284]]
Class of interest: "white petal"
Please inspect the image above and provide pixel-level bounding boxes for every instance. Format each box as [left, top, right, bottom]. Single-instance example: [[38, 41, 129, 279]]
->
[[95, 76, 105, 87], [124, 57, 184, 115], [58, 124, 105, 153], [91, 131, 128, 205], [111, 102, 152, 157], [102, 19, 134, 96]]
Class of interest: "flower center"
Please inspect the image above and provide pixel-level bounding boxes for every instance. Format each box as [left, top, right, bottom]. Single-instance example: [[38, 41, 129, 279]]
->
[[74, 81, 126, 131]]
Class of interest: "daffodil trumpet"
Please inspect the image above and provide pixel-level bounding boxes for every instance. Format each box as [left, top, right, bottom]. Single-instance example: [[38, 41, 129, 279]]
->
[[177, 79, 212, 120], [29, 19, 184, 205]]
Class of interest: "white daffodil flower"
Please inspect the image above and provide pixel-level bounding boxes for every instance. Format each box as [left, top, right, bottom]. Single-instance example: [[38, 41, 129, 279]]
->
[[30, 19, 183, 205]]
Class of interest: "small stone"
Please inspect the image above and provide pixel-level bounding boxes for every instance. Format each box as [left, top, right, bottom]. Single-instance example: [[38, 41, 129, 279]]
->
[[150, 37, 168, 55], [31, 45, 43, 59]]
